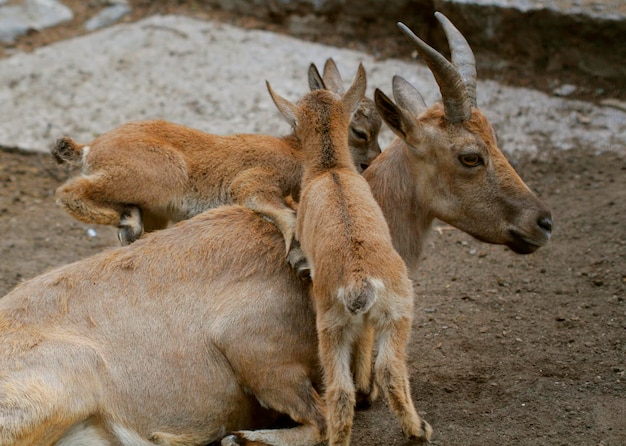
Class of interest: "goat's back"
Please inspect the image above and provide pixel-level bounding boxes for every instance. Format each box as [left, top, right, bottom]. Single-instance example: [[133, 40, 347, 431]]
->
[[0, 206, 318, 444], [297, 169, 409, 298], [84, 120, 302, 169]]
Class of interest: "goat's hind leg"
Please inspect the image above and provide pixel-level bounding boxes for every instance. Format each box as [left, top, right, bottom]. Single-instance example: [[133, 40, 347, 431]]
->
[[55, 175, 144, 245], [317, 313, 359, 446], [374, 315, 432, 442]]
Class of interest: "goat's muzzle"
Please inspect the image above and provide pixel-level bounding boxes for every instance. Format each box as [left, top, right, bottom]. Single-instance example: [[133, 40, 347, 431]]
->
[[506, 211, 553, 254]]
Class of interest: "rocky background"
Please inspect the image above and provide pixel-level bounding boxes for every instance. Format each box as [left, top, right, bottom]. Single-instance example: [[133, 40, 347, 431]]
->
[[0, 1, 624, 445]]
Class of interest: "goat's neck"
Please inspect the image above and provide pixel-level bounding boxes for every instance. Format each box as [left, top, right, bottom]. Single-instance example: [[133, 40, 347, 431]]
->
[[364, 138, 434, 277], [281, 133, 300, 148], [300, 123, 354, 179]]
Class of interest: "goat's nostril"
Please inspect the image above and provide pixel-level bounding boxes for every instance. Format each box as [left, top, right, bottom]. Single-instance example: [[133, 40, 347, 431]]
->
[[538, 216, 553, 233], [360, 164, 370, 172]]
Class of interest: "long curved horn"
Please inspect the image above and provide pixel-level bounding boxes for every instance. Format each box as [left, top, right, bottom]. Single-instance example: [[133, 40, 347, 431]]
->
[[435, 12, 477, 107], [397, 21, 471, 123]]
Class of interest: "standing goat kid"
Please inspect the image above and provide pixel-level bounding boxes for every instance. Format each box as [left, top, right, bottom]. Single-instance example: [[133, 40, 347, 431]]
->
[[268, 64, 432, 446], [51, 59, 381, 253]]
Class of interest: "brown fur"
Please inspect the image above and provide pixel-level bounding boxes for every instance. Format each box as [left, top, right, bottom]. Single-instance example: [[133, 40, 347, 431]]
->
[[268, 65, 432, 446]]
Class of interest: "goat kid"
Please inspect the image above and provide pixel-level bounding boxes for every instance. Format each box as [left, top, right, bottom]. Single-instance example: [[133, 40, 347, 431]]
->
[[267, 64, 432, 446], [0, 12, 552, 446], [51, 59, 381, 255]]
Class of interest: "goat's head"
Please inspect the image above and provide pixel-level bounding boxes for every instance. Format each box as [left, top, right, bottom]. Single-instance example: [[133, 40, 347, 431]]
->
[[268, 64, 367, 166], [308, 59, 381, 173], [374, 12, 552, 254]]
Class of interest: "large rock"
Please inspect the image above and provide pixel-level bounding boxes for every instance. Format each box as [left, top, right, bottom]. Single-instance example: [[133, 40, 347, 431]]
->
[[436, 0, 626, 80], [0, 15, 624, 157], [0, 0, 73, 43], [201, 0, 626, 82]]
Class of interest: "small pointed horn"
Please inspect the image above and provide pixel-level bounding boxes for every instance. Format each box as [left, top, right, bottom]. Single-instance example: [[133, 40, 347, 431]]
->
[[308, 63, 326, 91], [322, 58, 345, 94], [435, 12, 477, 107], [266, 81, 299, 129], [397, 21, 471, 123], [343, 63, 367, 115]]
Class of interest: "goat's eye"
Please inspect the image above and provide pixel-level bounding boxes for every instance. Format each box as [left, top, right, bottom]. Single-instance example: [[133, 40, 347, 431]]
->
[[351, 128, 368, 141], [459, 154, 483, 167]]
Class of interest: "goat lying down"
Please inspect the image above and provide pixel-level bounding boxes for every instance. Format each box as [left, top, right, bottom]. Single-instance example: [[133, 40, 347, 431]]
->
[[0, 206, 322, 446], [0, 12, 553, 446], [51, 59, 381, 253]]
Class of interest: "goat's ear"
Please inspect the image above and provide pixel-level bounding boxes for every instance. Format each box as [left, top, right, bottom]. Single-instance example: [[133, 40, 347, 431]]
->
[[343, 63, 366, 116], [266, 81, 299, 129], [374, 88, 417, 140], [308, 64, 326, 91], [322, 58, 345, 94], [392, 75, 427, 119]]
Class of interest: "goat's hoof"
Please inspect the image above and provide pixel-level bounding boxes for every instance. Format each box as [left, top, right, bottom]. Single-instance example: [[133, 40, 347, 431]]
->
[[407, 419, 433, 443], [287, 243, 311, 280], [355, 384, 379, 410], [51, 136, 75, 164], [117, 227, 141, 246], [221, 434, 243, 445], [355, 391, 372, 410], [118, 206, 143, 245]]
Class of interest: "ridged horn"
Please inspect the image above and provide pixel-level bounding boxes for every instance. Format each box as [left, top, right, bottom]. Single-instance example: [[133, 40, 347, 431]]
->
[[397, 21, 471, 122], [435, 12, 477, 107]]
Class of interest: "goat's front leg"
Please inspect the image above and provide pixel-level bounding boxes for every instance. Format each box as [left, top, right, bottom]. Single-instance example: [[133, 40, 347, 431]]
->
[[221, 424, 322, 446], [317, 309, 359, 446], [230, 168, 298, 255], [373, 314, 432, 442], [221, 368, 326, 446]]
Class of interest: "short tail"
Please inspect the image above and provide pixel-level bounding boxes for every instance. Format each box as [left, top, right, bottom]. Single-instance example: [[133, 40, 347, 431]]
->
[[51, 136, 85, 165], [338, 277, 383, 315]]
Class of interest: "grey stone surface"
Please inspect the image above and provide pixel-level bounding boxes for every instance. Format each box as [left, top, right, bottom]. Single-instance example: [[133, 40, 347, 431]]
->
[[436, 0, 626, 80], [0, 15, 624, 156], [0, 0, 73, 43], [202, 0, 626, 81], [84, 1, 131, 31], [444, 0, 626, 20]]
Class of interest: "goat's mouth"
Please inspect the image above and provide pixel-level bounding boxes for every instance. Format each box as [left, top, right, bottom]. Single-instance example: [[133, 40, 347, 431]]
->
[[506, 229, 546, 255]]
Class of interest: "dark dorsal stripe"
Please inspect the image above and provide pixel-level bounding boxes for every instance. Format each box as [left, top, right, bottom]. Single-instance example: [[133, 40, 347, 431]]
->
[[331, 171, 352, 238], [317, 100, 337, 170]]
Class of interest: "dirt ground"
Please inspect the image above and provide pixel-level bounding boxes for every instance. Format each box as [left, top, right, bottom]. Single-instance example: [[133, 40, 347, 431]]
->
[[1, 1, 625, 446]]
